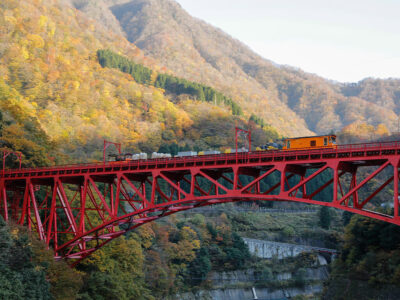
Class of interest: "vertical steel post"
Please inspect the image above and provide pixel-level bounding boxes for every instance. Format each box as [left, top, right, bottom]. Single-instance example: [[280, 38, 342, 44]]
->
[[114, 175, 121, 218], [103, 140, 122, 163], [352, 171, 359, 208], [1, 183, 8, 221], [190, 171, 196, 195], [53, 207, 58, 255], [333, 165, 338, 203], [394, 160, 399, 219], [2, 151, 22, 172], [235, 127, 238, 163], [110, 183, 114, 217], [177, 181, 181, 201], [141, 182, 146, 208], [151, 173, 157, 206], [249, 130, 251, 152], [235, 127, 251, 162], [19, 181, 30, 225], [301, 175, 307, 197], [29, 182, 45, 240], [79, 177, 88, 234], [46, 180, 58, 247], [280, 167, 286, 194], [233, 166, 239, 190]]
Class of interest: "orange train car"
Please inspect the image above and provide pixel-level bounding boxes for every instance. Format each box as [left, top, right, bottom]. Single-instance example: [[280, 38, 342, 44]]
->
[[282, 135, 337, 150]]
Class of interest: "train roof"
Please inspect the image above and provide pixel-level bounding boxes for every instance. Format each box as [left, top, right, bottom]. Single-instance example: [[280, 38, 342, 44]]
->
[[283, 134, 336, 140]]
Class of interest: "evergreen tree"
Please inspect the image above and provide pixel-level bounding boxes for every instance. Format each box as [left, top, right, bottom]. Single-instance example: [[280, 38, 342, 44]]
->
[[186, 247, 211, 285], [0, 216, 53, 300], [319, 206, 331, 229], [342, 210, 353, 226]]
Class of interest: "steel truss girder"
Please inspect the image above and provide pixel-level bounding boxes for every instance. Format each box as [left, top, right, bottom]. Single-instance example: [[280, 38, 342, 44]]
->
[[0, 152, 400, 265]]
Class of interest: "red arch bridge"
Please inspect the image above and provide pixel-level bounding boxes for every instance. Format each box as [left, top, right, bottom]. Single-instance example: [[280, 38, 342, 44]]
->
[[1, 141, 400, 266]]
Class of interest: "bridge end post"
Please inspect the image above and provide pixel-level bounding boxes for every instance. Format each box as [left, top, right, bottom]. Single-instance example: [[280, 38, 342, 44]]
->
[[0, 180, 7, 221], [392, 158, 400, 220]]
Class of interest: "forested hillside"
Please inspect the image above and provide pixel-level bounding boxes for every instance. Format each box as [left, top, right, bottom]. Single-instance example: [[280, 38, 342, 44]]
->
[[72, 0, 399, 136], [68, 0, 313, 137], [0, 0, 277, 165], [0, 216, 82, 299], [323, 214, 400, 299]]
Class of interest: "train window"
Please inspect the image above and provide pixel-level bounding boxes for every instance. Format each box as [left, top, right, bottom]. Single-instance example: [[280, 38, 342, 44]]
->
[[287, 141, 291, 149], [310, 140, 316, 147], [324, 137, 328, 146], [331, 136, 336, 144]]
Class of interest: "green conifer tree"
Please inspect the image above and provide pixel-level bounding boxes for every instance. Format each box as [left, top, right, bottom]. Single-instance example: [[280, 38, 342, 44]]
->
[[319, 206, 331, 229]]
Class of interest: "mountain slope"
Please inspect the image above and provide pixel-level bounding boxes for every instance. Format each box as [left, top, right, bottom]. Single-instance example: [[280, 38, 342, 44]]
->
[[73, 0, 313, 137], [1, 0, 276, 163], [74, 0, 399, 135]]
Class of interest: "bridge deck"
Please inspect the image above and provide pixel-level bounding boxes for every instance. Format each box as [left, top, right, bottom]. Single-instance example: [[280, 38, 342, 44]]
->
[[2, 141, 399, 179]]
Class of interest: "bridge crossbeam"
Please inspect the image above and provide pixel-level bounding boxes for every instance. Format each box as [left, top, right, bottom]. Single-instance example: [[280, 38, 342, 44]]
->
[[1, 141, 400, 265]]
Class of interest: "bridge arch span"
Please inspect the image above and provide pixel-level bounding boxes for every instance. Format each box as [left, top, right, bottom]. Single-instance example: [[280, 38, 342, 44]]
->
[[1, 141, 400, 265]]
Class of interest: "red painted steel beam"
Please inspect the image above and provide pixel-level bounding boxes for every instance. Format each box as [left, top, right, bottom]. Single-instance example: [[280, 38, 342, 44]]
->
[[29, 181, 45, 240], [339, 161, 390, 205], [240, 168, 277, 193], [286, 165, 329, 195]]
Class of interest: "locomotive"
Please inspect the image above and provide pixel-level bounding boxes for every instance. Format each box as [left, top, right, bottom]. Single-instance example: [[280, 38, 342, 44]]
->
[[282, 134, 337, 150]]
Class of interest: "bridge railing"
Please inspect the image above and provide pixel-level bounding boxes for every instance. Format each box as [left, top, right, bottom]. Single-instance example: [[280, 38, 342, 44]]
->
[[2, 141, 400, 175], [337, 141, 399, 150]]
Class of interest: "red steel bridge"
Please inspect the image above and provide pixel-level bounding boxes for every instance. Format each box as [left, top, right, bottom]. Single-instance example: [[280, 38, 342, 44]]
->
[[1, 141, 400, 266]]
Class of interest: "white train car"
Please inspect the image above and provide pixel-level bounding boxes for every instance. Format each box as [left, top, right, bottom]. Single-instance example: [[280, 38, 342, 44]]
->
[[176, 151, 197, 157], [151, 152, 172, 159]]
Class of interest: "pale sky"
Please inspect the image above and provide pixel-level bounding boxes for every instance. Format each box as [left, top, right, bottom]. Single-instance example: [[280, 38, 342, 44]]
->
[[175, 0, 400, 83]]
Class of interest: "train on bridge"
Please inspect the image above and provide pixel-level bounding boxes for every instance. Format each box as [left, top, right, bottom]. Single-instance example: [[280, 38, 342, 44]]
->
[[108, 134, 337, 162]]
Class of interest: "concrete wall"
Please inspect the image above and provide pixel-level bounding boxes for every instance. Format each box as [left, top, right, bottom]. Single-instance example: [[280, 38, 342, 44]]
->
[[171, 284, 323, 300], [243, 237, 334, 264], [209, 267, 329, 286]]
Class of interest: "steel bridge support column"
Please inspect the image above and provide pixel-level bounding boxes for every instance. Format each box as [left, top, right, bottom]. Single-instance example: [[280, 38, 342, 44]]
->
[[190, 169, 197, 196], [151, 171, 158, 206], [57, 179, 79, 235], [279, 165, 287, 197], [79, 176, 88, 245], [233, 166, 239, 190], [300, 175, 306, 198], [141, 181, 146, 204], [114, 175, 121, 219], [109, 183, 114, 218], [351, 170, 359, 208], [0, 180, 7, 221], [393, 158, 400, 219], [29, 180, 45, 240], [328, 161, 339, 204], [47, 179, 58, 248], [19, 180, 30, 227]]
